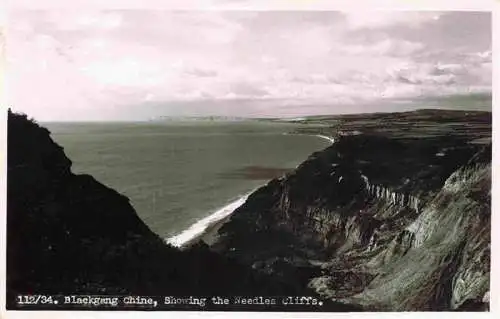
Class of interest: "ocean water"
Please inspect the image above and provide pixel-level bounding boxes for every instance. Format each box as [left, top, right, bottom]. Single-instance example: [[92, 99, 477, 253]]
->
[[44, 121, 331, 245]]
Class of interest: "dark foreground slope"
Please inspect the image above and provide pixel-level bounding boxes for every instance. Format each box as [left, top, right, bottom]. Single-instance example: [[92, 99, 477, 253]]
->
[[8, 110, 354, 311], [6, 109, 491, 312], [211, 109, 491, 311]]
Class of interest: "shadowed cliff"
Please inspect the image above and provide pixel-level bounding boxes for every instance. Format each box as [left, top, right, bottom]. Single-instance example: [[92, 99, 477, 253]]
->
[[211, 110, 491, 311], [6, 109, 490, 311], [8, 110, 345, 311]]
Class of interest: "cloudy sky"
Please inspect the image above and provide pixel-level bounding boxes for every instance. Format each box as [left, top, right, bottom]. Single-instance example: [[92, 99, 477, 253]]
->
[[6, 10, 491, 121]]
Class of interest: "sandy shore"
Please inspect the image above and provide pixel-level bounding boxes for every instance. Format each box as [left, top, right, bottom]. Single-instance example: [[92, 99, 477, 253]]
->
[[178, 134, 336, 250], [179, 214, 232, 249]]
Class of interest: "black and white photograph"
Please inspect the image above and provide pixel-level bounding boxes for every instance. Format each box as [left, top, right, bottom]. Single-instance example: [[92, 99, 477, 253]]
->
[[1, 1, 494, 314]]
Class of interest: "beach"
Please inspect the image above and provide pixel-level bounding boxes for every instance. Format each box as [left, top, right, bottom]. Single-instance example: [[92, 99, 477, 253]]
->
[[167, 134, 336, 249]]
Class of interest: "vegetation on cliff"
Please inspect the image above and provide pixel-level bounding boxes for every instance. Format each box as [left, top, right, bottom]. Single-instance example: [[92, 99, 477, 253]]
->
[[6, 109, 491, 311], [6, 110, 314, 310], [211, 109, 491, 311]]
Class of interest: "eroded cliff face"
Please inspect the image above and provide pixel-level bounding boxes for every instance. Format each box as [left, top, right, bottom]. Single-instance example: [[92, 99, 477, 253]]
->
[[7, 109, 491, 312], [6, 111, 310, 309], [211, 110, 491, 311]]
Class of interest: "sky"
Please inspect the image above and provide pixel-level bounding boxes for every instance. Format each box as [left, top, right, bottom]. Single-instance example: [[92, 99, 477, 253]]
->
[[6, 10, 492, 121]]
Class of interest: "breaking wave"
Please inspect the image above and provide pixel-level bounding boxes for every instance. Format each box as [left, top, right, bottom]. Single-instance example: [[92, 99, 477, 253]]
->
[[166, 193, 251, 247]]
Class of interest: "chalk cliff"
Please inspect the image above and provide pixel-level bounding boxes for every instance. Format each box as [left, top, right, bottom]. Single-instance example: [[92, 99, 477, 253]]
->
[[6, 110, 320, 310], [6, 109, 491, 311], [211, 110, 491, 311]]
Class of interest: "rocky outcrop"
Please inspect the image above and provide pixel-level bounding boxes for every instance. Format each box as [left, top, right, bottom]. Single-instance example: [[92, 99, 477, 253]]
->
[[6, 110, 322, 310], [211, 110, 491, 311], [362, 177, 421, 212], [7, 109, 491, 312]]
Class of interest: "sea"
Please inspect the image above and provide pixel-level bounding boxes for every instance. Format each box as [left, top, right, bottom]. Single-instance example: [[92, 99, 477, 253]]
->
[[44, 120, 332, 247]]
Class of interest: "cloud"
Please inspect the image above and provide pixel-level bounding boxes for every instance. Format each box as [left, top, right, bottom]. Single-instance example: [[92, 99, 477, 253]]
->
[[184, 68, 218, 78], [227, 81, 269, 98], [343, 11, 441, 30], [340, 39, 424, 57], [47, 11, 123, 31], [6, 10, 492, 120]]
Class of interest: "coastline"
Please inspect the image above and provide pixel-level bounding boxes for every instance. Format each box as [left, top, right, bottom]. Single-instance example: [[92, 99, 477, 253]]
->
[[283, 132, 335, 144], [166, 192, 252, 249], [185, 213, 233, 248], [8, 109, 491, 311], [167, 133, 336, 250], [315, 134, 335, 144]]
